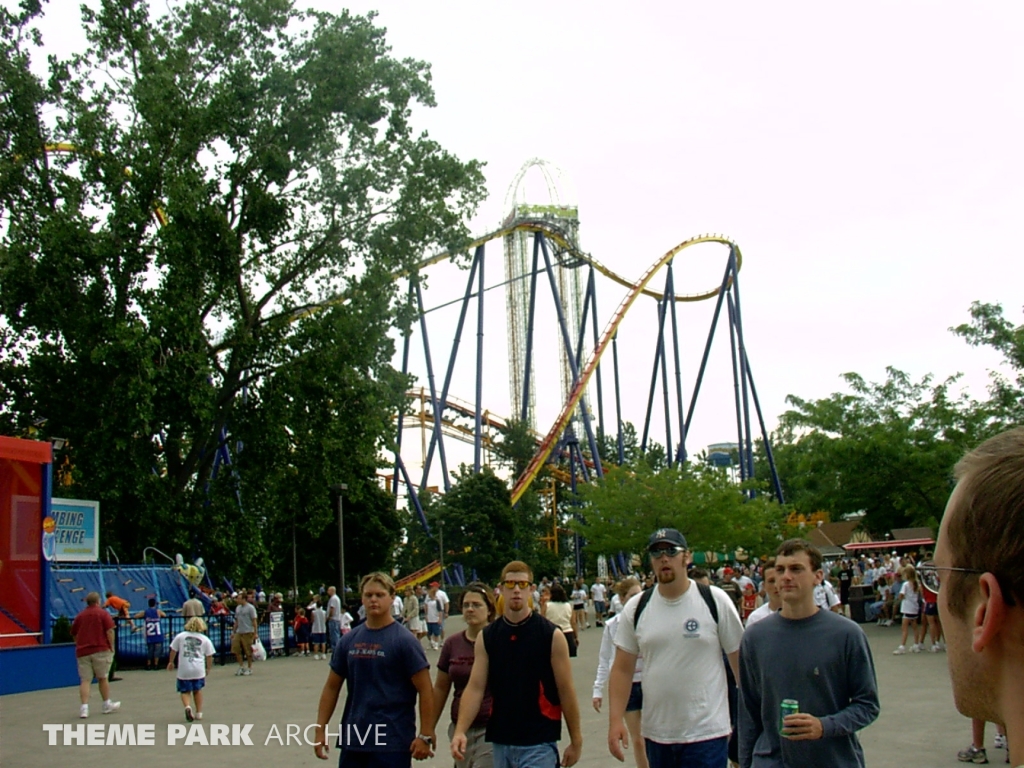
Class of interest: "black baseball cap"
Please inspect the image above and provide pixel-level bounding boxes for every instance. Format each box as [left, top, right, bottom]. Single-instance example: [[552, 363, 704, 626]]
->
[[648, 528, 687, 550]]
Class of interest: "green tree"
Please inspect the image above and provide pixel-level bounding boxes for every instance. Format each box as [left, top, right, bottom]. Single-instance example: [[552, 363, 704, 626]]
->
[[765, 367, 988, 535], [952, 301, 1024, 426], [0, 0, 484, 580], [575, 461, 787, 558], [433, 465, 521, 584]]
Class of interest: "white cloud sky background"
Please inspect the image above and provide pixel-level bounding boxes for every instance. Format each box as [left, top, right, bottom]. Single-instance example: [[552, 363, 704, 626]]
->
[[19, 2, 1024, 485]]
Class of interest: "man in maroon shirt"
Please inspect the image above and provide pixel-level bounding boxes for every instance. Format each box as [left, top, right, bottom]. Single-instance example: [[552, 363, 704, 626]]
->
[[71, 592, 121, 718]]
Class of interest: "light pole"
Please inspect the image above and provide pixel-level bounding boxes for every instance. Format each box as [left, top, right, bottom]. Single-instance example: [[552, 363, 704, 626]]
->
[[331, 484, 348, 597]]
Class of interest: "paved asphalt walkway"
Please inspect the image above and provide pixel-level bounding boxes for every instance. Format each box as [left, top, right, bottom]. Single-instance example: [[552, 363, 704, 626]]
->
[[0, 614, 998, 767]]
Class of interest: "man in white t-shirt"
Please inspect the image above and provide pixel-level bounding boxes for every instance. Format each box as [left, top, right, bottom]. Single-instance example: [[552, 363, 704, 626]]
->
[[591, 580, 608, 627], [608, 528, 743, 768], [326, 586, 343, 651]]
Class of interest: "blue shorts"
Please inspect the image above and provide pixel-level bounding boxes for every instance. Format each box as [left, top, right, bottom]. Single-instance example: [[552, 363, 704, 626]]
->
[[594, 601, 607, 614], [176, 678, 206, 693], [427, 622, 442, 637], [312, 632, 326, 645], [645, 736, 727, 768], [626, 681, 643, 712]]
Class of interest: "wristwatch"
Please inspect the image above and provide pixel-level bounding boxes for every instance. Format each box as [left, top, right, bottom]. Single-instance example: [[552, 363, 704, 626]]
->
[[417, 734, 433, 746]]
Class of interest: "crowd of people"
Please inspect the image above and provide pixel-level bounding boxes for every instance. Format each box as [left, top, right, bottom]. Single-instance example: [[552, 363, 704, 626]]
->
[[69, 426, 1024, 768]]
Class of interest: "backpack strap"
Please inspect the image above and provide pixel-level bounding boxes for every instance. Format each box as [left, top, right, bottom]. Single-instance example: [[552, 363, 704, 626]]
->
[[696, 581, 719, 625], [632, 586, 655, 630], [633, 581, 720, 629]]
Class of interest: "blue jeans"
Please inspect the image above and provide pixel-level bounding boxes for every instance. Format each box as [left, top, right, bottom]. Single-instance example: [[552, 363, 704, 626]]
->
[[645, 736, 728, 768], [328, 621, 342, 651], [493, 742, 559, 768]]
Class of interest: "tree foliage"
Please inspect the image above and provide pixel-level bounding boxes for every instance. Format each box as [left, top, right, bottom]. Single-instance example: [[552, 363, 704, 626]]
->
[[952, 301, 1024, 426], [763, 367, 990, 535], [0, 0, 484, 581], [575, 461, 787, 558]]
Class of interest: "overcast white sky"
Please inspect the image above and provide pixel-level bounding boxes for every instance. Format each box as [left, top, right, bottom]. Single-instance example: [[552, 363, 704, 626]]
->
[[327, 1, 1024, 480], [20, 2, 1024, 485]]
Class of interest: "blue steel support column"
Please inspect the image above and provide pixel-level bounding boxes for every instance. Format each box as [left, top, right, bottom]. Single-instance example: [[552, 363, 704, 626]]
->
[[574, 267, 594, 368], [520, 236, 541, 424], [612, 334, 625, 465], [393, 325, 412, 497], [589, 272, 606, 449], [667, 263, 687, 465], [641, 276, 671, 454], [726, 293, 747, 483], [658, 269, 674, 466], [570, 447, 583, 578], [421, 249, 480, 485], [744, 357, 786, 503], [396, 454, 429, 532], [474, 243, 485, 472], [730, 267, 756, 484], [683, 255, 735, 442], [538, 234, 603, 478], [415, 278, 451, 492]]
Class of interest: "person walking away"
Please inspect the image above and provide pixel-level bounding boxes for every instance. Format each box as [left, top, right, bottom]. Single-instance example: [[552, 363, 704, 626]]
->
[[313, 572, 435, 766], [327, 586, 343, 651], [167, 616, 215, 721], [738, 539, 879, 768], [546, 583, 579, 657], [452, 560, 583, 768], [311, 599, 328, 659], [71, 591, 120, 718], [571, 580, 589, 630], [430, 583, 496, 768], [133, 598, 167, 670], [594, 578, 647, 768], [294, 606, 311, 656]]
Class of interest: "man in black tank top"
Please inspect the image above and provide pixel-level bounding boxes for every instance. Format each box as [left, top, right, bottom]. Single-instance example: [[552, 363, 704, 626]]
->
[[451, 560, 582, 768]]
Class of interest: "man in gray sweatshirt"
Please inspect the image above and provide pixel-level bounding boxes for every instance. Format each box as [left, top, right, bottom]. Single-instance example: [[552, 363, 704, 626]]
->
[[738, 539, 879, 768]]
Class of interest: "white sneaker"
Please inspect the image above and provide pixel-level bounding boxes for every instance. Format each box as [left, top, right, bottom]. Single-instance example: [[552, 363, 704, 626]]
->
[[911, 644, 923, 653], [937, 641, 946, 651], [196, 712, 203, 721], [893, 645, 906, 655], [79, 704, 89, 719], [242, 668, 252, 676], [102, 701, 120, 714], [235, 666, 245, 676], [994, 734, 1007, 749], [313, 654, 319, 660]]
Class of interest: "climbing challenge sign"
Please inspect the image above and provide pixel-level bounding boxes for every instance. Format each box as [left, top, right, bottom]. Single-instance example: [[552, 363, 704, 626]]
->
[[48, 498, 99, 562]]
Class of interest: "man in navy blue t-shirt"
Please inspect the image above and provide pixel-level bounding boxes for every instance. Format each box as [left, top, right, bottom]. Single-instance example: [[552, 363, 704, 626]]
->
[[314, 572, 435, 768]]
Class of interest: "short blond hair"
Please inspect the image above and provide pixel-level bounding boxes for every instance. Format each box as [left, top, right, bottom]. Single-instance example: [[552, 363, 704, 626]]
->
[[184, 617, 207, 633], [360, 572, 395, 596]]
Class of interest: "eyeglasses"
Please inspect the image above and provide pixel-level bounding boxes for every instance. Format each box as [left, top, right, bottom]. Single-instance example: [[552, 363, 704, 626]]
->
[[917, 562, 986, 593], [648, 546, 685, 559], [502, 580, 530, 590]]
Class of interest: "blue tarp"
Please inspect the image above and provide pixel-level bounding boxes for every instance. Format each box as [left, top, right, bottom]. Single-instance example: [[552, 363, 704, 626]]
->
[[49, 564, 191, 619]]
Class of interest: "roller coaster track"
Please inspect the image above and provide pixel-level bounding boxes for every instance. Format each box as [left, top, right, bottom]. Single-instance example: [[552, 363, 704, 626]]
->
[[509, 233, 739, 504]]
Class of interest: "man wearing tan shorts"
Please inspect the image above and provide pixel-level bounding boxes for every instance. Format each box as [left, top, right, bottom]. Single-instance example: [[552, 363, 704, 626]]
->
[[231, 591, 258, 676], [71, 592, 120, 718]]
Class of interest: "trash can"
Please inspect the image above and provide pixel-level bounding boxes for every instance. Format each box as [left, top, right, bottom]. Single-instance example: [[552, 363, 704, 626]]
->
[[848, 584, 870, 623]]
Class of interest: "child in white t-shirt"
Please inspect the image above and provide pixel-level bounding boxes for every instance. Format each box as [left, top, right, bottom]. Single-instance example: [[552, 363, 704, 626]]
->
[[168, 617, 216, 721], [339, 609, 353, 635]]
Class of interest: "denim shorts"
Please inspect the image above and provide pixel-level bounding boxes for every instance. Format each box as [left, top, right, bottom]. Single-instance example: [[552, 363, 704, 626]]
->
[[176, 677, 206, 693], [493, 742, 558, 768]]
